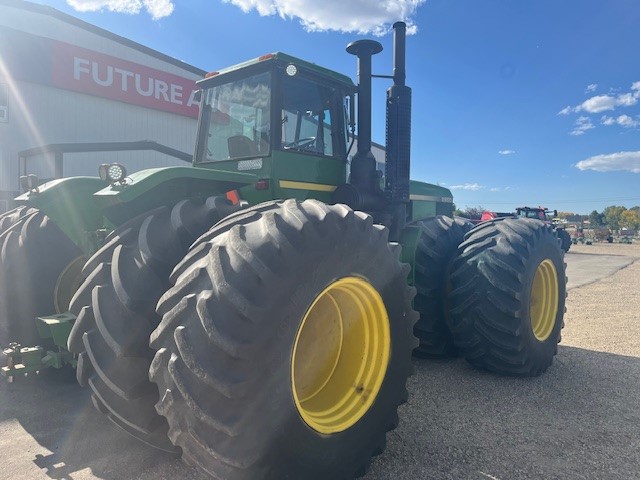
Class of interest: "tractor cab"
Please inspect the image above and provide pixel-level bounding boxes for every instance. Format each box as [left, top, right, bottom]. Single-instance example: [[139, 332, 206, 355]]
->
[[516, 206, 557, 222], [193, 53, 356, 205]]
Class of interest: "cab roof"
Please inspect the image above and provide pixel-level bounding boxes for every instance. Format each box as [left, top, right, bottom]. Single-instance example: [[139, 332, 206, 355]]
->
[[198, 52, 355, 89]]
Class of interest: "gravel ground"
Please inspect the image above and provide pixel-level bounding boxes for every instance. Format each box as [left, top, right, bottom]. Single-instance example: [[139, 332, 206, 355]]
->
[[562, 242, 640, 357], [365, 242, 640, 480], [1, 243, 638, 480]]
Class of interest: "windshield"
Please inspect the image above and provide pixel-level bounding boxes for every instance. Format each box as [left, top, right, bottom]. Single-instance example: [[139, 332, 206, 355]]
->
[[519, 209, 547, 220], [200, 72, 271, 162]]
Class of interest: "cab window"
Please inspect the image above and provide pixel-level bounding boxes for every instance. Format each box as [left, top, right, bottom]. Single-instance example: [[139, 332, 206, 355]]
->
[[201, 72, 271, 162], [281, 75, 345, 157]]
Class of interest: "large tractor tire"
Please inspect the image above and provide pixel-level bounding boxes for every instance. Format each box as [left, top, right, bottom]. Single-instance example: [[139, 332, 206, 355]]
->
[[0, 210, 83, 346], [67, 196, 238, 453], [0, 206, 37, 233], [149, 199, 418, 480], [557, 229, 571, 253], [448, 218, 566, 376], [412, 215, 473, 358]]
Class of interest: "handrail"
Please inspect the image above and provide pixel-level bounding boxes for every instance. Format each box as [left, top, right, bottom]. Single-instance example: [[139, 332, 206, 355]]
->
[[18, 140, 192, 179]]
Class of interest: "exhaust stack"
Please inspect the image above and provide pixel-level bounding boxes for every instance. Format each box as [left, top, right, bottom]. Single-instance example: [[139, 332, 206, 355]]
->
[[385, 21, 411, 205], [334, 21, 411, 223], [345, 39, 383, 200]]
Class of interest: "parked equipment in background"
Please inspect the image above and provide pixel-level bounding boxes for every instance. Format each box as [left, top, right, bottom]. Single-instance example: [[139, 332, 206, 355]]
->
[[514, 206, 572, 252]]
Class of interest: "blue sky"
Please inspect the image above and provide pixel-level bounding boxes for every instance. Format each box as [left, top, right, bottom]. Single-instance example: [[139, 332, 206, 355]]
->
[[36, 0, 640, 213]]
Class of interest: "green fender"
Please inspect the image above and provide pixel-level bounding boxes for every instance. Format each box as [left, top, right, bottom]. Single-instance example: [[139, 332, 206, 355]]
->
[[15, 177, 106, 253], [93, 166, 258, 225], [408, 180, 454, 221], [14, 167, 257, 255]]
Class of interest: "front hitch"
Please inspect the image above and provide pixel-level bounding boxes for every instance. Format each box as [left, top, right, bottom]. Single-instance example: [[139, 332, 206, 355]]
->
[[1, 313, 77, 382]]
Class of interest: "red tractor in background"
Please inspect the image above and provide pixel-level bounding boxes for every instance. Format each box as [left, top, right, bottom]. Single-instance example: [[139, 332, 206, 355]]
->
[[479, 210, 514, 222], [473, 207, 572, 253], [515, 206, 572, 252]]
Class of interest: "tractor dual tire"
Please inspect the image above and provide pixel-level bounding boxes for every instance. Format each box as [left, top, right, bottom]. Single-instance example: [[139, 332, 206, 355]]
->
[[557, 229, 571, 253], [0, 210, 83, 346], [412, 215, 473, 358], [67, 196, 238, 453], [0, 206, 37, 233], [448, 217, 566, 376], [149, 199, 418, 480]]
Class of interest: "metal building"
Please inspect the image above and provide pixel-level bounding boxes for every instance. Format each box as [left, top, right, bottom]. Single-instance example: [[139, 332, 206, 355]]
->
[[0, 0, 206, 212]]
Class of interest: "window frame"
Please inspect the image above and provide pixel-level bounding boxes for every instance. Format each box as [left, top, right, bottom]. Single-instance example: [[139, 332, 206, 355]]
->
[[194, 60, 352, 165], [273, 67, 350, 162]]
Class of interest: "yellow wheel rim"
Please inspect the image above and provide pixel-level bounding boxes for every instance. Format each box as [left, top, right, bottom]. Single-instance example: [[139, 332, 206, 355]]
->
[[291, 276, 391, 434], [529, 259, 559, 341]]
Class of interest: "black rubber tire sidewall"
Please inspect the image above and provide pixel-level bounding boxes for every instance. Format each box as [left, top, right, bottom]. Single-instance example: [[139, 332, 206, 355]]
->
[[448, 218, 566, 376], [0, 211, 81, 345], [261, 248, 412, 478], [519, 230, 566, 364], [411, 216, 473, 358], [151, 200, 416, 479], [558, 229, 571, 252], [67, 196, 238, 453]]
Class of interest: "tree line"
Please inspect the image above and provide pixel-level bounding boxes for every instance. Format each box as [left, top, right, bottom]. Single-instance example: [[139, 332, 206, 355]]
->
[[585, 206, 640, 230], [454, 205, 640, 231]]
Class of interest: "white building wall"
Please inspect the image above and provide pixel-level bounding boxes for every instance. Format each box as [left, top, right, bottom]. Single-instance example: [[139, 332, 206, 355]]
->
[[4, 82, 197, 184], [0, 1, 205, 208], [348, 137, 386, 169]]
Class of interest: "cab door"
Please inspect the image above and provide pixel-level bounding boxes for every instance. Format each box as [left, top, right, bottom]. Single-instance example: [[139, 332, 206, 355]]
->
[[272, 73, 348, 203]]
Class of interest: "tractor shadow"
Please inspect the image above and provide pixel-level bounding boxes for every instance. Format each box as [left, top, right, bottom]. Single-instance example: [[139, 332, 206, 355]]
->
[[1, 346, 639, 480], [366, 346, 640, 480], [0, 374, 205, 480]]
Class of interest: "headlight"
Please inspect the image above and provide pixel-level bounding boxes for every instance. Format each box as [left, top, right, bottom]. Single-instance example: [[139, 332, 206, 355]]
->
[[285, 64, 298, 77], [19, 174, 39, 192], [98, 163, 127, 184], [98, 164, 109, 182]]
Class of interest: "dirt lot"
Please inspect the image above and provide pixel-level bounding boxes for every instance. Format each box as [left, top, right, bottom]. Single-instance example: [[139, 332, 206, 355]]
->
[[0, 242, 638, 480], [368, 242, 640, 480]]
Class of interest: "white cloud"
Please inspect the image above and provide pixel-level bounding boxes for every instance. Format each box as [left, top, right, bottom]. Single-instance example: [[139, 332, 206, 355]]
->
[[222, 0, 425, 35], [559, 81, 640, 116], [580, 94, 617, 113], [498, 149, 516, 155], [448, 183, 484, 191], [144, 0, 173, 18], [601, 114, 640, 128], [616, 92, 638, 107], [601, 115, 615, 126], [576, 151, 640, 173], [64, 0, 427, 28], [570, 116, 595, 136], [616, 114, 640, 128], [67, 0, 173, 19]]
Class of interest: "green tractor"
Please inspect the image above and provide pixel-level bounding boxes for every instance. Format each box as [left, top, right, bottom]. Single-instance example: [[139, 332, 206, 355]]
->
[[0, 23, 566, 479]]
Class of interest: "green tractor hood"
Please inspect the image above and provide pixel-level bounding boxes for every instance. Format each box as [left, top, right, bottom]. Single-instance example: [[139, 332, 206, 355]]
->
[[93, 166, 258, 225]]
